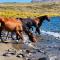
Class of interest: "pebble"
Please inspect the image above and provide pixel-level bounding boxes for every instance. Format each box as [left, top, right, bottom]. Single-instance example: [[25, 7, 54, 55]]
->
[[26, 50, 30, 53], [38, 57, 47, 60], [16, 53, 25, 58]]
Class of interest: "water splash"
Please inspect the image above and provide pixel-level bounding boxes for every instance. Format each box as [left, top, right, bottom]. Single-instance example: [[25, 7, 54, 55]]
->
[[41, 30, 60, 38]]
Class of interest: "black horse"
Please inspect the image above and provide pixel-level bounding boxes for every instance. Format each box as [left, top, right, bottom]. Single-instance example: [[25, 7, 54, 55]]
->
[[17, 15, 50, 35], [32, 15, 50, 34]]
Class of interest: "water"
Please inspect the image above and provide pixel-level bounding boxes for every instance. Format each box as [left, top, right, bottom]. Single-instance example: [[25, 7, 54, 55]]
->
[[38, 16, 60, 40], [37, 16, 60, 60], [27, 16, 60, 60], [41, 16, 60, 32]]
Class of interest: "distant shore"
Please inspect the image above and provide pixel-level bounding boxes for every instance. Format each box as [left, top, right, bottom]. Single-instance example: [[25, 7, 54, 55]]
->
[[0, 2, 60, 17]]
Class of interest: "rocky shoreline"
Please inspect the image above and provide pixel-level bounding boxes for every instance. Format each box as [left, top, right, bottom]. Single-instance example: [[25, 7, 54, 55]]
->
[[0, 33, 60, 60]]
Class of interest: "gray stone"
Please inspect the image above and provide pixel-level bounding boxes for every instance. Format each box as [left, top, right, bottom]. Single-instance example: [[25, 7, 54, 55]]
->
[[38, 57, 47, 60]]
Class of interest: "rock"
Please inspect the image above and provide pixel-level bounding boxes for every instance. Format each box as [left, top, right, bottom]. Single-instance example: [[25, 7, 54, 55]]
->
[[2, 48, 16, 57], [16, 53, 25, 58], [38, 57, 47, 60], [7, 49, 16, 55], [26, 50, 30, 53], [25, 58, 31, 60], [2, 52, 13, 57], [2, 53, 8, 56]]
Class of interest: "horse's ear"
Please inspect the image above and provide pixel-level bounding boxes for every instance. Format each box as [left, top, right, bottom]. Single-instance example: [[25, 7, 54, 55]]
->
[[44, 15, 48, 16], [0, 17, 4, 22], [44, 15, 49, 18], [19, 18, 23, 20]]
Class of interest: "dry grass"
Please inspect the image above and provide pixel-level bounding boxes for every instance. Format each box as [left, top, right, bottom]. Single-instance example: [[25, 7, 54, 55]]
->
[[0, 2, 60, 18]]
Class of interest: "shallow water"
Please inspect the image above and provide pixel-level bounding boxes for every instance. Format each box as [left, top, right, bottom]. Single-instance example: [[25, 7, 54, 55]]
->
[[27, 16, 60, 60], [41, 16, 60, 32]]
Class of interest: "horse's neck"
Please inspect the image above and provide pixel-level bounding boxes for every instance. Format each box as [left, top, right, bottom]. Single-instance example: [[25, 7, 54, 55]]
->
[[35, 20, 39, 25], [38, 18, 44, 27]]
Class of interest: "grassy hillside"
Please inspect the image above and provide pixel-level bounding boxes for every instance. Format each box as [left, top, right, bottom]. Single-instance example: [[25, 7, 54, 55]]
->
[[0, 2, 60, 18]]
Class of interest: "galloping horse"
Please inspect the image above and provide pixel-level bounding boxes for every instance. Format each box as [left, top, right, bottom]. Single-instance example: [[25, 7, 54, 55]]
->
[[17, 15, 50, 35], [0, 17, 36, 43], [32, 15, 50, 34], [0, 17, 24, 42]]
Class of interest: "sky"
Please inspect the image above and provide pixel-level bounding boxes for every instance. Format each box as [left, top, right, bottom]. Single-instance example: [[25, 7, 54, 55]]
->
[[0, 0, 32, 3]]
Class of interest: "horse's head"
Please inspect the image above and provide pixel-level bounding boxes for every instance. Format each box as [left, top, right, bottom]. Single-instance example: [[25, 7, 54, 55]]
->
[[16, 18, 23, 22], [0, 17, 4, 22], [38, 15, 50, 22], [43, 15, 50, 22]]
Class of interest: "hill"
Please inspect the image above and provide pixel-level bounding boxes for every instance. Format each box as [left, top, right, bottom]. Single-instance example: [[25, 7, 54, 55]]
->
[[32, 0, 60, 2]]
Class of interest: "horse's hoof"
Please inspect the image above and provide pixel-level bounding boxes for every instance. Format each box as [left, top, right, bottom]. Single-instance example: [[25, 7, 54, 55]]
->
[[32, 37, 37, 42]]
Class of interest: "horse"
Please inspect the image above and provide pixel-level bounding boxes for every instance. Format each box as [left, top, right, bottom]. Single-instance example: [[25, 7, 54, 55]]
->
[[32, 15, 50, 34], [0, 17, 36, 43], [0, 17, 24, 42], [17, 15, 50, 35], [16, 17, 33, 31], [16, 18, 36, 42]]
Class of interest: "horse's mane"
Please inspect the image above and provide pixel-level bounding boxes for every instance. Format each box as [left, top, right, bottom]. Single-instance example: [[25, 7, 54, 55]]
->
[[38, 15, 48, 20]]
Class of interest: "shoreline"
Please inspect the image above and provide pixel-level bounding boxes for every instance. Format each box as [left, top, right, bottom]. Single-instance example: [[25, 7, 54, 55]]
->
[[0, 33, 60, 60]]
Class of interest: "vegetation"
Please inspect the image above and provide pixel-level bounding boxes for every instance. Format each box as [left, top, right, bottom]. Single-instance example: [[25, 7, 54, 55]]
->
[[0, 2, 60, 18]]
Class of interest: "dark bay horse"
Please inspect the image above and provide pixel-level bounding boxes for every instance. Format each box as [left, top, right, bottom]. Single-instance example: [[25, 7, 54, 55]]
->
[[33, 15, 50, 34], [17, 15, 50, 35], [0, 17, 36, 43]]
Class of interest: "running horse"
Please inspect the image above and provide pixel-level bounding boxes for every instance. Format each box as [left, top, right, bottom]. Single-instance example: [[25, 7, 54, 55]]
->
[[32, 15, 50, 34], [0, 17, 36, 43], [17, 15, 50, 35]]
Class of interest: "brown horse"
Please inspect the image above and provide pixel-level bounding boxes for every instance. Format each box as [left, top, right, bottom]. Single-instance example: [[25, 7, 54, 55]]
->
[[0, 17, 24, 42], [0, 17, 36, 43]]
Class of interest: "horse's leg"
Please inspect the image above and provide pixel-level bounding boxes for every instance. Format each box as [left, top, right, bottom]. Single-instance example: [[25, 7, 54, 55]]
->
[[35, 27, 40, 35], [0, 27, 2, 39], [11, 32, 16, 40], [16, 30, 23, 41], [0, 27, 2, 38], [0, 27, 4, 42], [31, 26, 33, 31], [16, 33, 20, 40], [6, 31, 10, 40], [24, 28, 36, 42]]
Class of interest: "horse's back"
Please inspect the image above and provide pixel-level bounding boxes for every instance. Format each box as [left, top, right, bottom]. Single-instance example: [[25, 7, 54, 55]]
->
[[2, 17, 23, 31]]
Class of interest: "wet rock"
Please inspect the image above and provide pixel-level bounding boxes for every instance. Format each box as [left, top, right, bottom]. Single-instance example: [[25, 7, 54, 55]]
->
[[27, 59, 31, 60], [16, 53, 25, 58], [2, 53, 8, 56], [26, 50, 30, 53], [7, 48, 16, 55], [2, 53, 13, 57], [38, 57, 47, 60], [26, 49, 36, 54], [35, 49, 45, 54], [2, 48, 16, 57]]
